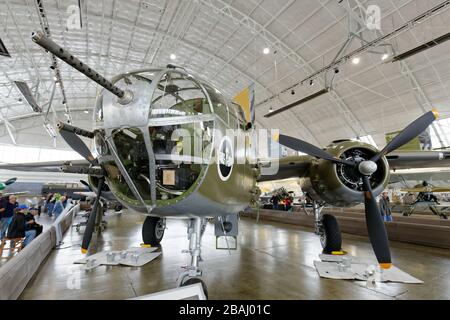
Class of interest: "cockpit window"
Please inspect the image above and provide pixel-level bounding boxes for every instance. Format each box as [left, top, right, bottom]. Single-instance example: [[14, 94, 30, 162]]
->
[[203, 85, 229, 126], [150, 71, 211, 118]]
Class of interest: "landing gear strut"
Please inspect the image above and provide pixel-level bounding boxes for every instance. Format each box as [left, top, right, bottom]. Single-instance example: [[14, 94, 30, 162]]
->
[[313, 202, 342, 254], [177, 217, 208, 299]]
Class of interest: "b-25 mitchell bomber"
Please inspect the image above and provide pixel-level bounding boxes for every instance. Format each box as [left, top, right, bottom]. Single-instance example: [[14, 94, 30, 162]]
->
[[1, 30, 450, 295]]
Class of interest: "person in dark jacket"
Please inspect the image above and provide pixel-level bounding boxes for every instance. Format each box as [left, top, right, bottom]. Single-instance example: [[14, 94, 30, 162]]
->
[[379, 191, 393, 222], [25, 210, 43, 237], [0, 195, 18, 240], [270, 195, 279, 210], [7, 205, 36, 246], [45, 193, 54, 216]]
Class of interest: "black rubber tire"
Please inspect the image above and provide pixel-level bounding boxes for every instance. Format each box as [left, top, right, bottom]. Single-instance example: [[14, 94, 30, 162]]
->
[[321, 214, 342, 254], [142, 217, 164, 246], [114, 204, 123, 212], [181, 277, 208, 299]]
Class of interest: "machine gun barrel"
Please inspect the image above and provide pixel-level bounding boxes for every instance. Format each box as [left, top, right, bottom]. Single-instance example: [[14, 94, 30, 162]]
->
[[31, 31, 126, 100], [57, 122, 94, 139]]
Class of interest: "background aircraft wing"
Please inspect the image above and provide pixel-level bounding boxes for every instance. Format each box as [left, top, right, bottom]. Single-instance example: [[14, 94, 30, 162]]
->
[[0, 160, 90, 172], [74, 191, 96, 198], [401, 187, 450, 193]]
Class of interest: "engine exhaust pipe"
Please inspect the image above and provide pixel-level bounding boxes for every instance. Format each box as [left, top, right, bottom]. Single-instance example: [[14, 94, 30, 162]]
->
[[31, 31, 133, 104]]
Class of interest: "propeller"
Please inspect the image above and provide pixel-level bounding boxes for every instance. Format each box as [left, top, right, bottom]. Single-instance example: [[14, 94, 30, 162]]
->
[[57, 123, 97, 165], [80, 180, 93, 191], [371, 110, 439, 162], [55, 122, 104, 253], [81, 177, 105, 254], [279, 135, 355, 166], [278, 110, 438, 268]]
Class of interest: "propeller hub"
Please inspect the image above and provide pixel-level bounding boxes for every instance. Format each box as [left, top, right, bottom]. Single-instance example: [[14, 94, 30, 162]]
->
[[358, 160, 378, 176]]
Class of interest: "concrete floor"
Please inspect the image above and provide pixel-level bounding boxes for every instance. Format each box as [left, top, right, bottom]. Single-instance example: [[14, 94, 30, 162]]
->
[[20, 210, 450, 300]]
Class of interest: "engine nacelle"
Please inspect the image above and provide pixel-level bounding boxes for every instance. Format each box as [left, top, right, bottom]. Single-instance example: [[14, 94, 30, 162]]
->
[[301, 141, 390, 207]]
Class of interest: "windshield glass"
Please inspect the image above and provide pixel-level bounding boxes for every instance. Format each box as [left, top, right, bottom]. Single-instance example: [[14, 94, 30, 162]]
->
[[150, 71, 211, 118]]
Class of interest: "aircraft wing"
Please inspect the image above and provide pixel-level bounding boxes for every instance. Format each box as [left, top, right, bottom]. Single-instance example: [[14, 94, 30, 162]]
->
[[386, 150, 450, 170], [0, 160, 90, 172], [258, 155, 311, 182], [2, 191, 30, 196], [258, 150, 450, 183]]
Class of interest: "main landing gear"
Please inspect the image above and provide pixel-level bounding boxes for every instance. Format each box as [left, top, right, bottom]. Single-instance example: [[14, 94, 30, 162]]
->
[[142, 216, 166, 246], [312, 202, 343, 254], [177, 217, 209, 299]]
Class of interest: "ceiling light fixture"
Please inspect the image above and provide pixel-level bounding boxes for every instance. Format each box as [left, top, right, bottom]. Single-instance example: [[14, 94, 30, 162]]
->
[[264, 88, 330, 118], [263, 47, 270, 55], [381, 53, 389, 61], [352, 57, 360, 65], [390, 31, 450, 62], [170, 54, 177, 60]]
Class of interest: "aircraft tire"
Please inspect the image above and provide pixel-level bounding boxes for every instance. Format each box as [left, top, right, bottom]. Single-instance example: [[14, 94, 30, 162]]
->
[[181, 277, 208, 299], [321, 214, 342, 254], [142, 217, 164, 245]]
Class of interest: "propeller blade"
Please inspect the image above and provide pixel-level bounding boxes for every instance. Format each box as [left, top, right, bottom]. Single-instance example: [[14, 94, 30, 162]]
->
[[372, 110, 438, 162], [361, 176, 392, 268], [58, 124, 96, 165], [4, 177, 17, 185], [279, 134, 355, 166], [80, 180, 93, 191], [81, 177, 105, 254]]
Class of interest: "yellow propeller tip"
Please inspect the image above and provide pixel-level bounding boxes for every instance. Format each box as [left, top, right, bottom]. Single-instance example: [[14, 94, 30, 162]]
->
[[272, 132, 280, 142], [432, 108, 439, 119], [81, 248, 87, 254], [331, 250, 347, 255], [379, 263, 392, 269]]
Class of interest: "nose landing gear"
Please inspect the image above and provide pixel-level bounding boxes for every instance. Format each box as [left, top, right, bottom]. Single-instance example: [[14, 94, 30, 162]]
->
[[177, 217, 209, 299]]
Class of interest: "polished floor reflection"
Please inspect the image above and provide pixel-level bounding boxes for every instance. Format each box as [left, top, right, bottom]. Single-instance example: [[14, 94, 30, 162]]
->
[[20, 210, 450, 300]]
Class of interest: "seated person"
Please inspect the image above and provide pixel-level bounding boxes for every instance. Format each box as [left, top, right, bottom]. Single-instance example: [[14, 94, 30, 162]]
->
[[7, 205, 36, 247], [25, 209, 43, 237]]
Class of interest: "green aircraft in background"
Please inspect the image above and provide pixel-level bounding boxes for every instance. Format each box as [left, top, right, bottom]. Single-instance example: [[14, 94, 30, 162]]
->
[[0, 178, 17, 192]]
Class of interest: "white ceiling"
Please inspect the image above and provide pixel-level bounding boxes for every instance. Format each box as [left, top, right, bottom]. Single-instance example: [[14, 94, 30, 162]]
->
[[1, 0, 450, 150]]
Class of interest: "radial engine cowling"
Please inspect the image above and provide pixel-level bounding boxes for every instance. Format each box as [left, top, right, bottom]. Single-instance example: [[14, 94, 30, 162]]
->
[[303, 141, 390, 207]]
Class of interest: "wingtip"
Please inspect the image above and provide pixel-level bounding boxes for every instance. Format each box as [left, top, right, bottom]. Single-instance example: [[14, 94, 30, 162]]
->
[[379, 263, 392, 269]]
